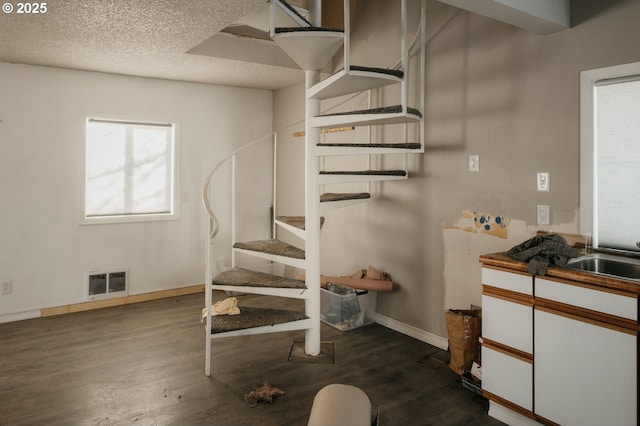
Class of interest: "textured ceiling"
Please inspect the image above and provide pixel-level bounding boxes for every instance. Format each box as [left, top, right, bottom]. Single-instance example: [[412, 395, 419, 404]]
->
[[0, 0, 305, 89]]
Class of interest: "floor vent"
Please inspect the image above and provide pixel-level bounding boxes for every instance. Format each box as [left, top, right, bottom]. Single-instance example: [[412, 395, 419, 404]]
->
[[87, 270, 127, 300]]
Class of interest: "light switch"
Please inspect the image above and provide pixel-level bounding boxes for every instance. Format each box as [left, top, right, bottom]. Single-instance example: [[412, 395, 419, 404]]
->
[[469, 155, 479, 172]]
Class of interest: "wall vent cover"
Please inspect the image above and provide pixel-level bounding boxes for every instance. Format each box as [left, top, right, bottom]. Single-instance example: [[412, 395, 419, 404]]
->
[[87, 270, 128, 300]]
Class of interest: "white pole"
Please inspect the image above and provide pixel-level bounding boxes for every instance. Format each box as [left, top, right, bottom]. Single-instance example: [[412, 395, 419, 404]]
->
[[204, 221, 213, 376], [272, 133, 278, 240], [305, 70, 321, 356], [401, 0, 408, 114], [231, 155, 238, 269]]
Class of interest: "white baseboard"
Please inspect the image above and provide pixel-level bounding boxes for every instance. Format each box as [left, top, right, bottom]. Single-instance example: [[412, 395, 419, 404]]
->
[[489, 402, 540, 426], [372, 312, 449, 351], [0, 309, 41, 324]]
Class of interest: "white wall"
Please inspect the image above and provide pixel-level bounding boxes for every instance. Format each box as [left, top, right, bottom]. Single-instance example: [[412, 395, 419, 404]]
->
[[273, 0, 640, 339], [0, 62, 272, 320]]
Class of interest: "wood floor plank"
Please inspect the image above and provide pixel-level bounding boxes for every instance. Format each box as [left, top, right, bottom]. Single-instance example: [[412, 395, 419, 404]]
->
[[0, 292, 504, 425]]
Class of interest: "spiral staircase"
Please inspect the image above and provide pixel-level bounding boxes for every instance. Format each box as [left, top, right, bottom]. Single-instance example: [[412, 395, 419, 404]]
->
[[203, 0, 426, 376]]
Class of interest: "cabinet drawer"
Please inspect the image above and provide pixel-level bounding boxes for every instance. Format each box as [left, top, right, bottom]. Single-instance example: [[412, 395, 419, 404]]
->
[[482, 267, 532, 295], [482, 345, 533, 413], [482, 294, 533, 354], [536, 277, 638, 321]]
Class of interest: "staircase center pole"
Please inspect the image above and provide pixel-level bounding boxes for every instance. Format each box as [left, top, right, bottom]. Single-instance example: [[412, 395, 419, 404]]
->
[[305, 69, 321, 356]]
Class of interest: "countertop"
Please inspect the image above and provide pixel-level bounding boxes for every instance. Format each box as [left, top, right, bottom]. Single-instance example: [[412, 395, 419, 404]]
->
[[479, 252, 640, 295]]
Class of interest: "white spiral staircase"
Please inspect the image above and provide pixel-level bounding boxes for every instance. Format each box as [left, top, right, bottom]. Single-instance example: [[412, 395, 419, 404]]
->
[[203, 0, 426, 376]]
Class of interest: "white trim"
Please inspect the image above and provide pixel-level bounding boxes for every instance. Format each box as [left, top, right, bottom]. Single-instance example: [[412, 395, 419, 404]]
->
[[488, 401, 540, 426], [80, 117, 181, 225], [371, 312, 449, 351], [0, 309, 41, 324], [580, 61, 640, 238]]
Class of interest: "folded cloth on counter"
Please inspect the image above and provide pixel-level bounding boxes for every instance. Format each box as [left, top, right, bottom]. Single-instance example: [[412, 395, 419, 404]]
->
[[508, 234, 581, 275]]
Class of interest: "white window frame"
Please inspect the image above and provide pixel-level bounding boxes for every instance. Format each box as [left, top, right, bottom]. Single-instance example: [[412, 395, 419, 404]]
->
[[580, 61, 640, 251], [81, 117, 180, 225]]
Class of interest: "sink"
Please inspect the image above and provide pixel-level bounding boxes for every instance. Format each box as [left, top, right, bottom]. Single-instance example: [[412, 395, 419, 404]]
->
[[565, 253, 640, 282]]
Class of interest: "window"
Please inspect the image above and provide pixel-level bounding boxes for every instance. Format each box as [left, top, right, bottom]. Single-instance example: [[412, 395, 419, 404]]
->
[[580, 62, 640, 253], [83, 118, 178, 223]]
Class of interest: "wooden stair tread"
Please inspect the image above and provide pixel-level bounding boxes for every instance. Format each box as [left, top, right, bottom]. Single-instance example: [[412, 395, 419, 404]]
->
[[276, 216, 325, 230], [320, 169, 407, 176], [234, 239, 305, 259], [211, 306, 308, 334], [213, 268, 306, 290], [320, 192, 371, 202]]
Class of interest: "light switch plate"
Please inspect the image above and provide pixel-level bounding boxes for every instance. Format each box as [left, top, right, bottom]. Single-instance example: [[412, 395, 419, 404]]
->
[[537, 205, 550, 225], [469, 155, 479, 172], [537, 172, 550, 191]]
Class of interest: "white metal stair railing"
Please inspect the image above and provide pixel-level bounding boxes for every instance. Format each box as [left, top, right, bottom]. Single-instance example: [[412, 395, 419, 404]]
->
[[202, 129, 314, 377], [203, 0, 427, 376], [306, 0, 426, 199]]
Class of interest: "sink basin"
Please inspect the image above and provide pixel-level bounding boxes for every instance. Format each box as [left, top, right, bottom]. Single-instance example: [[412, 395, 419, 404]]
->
[[565, 253, 640, 282]]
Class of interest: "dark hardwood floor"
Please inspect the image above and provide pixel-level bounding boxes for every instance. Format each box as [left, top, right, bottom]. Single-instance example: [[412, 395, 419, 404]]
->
[[0, 292, 504, 426]]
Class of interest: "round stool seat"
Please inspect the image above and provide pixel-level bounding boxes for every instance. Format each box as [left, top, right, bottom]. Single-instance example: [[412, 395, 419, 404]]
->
[[308, 384, 372, 426]]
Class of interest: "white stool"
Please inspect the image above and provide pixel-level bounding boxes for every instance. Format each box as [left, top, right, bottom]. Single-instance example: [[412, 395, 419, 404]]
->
[[308, 384, 372, 426]]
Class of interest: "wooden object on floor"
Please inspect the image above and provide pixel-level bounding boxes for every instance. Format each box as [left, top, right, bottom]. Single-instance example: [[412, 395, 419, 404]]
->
[[41, 284, 204, 317]]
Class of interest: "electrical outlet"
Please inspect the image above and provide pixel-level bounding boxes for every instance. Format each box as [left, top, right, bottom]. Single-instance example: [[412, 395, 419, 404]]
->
[[469, 155, 479, 172], [537, 172, 550, 191], [1, 280, 12, 295], [537, 205, 550, 225]]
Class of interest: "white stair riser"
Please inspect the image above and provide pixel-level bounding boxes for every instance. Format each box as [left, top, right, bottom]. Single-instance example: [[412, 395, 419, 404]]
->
[[314, 146, 424, 156], [233, 247, 307, 270], [209, 318, 313, 339], [311, 112, 421, 128], [211, 285, 309, 300], [308, 69, 402, 100]]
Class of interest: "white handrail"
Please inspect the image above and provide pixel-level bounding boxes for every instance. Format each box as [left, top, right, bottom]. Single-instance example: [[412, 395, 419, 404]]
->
[[201, 133, 276, 239]]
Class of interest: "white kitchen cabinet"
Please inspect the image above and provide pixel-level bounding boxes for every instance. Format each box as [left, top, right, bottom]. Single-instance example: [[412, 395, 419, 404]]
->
[[480, 254, 639, 426], [534, 275, 638, 426], [534, 307, 637, 426], [481, 267, 535, 418]]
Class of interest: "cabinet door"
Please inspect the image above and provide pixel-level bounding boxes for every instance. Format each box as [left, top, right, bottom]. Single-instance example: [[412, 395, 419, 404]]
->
[[482, 294, 533, 354], [534, 308, 637, 426], [482, 344, 533, 412]]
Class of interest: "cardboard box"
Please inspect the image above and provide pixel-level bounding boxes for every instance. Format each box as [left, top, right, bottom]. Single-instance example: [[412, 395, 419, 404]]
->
[[320, 287, 377, 331]]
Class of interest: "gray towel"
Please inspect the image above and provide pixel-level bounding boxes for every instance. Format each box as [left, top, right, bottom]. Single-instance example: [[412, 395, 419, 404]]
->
[[508, 234, 581, 275]]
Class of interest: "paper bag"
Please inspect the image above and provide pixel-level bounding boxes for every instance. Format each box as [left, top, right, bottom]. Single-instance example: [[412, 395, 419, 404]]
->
[[445, 309, 481, 375]]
